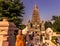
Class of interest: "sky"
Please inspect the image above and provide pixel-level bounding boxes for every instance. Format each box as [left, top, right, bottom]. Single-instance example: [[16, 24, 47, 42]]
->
[[21, 0, 60, 24]]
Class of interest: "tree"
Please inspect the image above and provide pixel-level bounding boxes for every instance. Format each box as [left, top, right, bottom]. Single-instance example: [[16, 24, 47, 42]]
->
[[51, 16, 60, 32], [53, 19, 60, 32], [0, 0, 24, 28], [19, 24, 26, 30], [51, 16, 59, 20], [45, 21, 52, 29]]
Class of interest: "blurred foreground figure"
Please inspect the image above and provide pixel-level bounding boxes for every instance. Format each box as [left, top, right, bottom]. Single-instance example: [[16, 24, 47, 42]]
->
[[15, 29, 26, 46]]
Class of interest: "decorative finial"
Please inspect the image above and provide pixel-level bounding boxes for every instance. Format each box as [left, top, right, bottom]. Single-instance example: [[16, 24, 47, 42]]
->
[[34, 3, 38, 9]]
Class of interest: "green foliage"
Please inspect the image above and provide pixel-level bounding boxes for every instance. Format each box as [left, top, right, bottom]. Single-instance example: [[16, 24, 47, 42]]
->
[[19, 24, 26, 30], [52, 16, 60, 32], [0, 0, 24, 28], [51, 16, 60, 20], [52, 27, 56, 32], [45, 21, 52, 29], [53, 19, 60, 32], [45, 16, 60, 32]]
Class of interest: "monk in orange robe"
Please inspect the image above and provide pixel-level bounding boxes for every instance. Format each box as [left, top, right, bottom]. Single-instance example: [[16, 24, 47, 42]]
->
[[15, 29, 26, 46]]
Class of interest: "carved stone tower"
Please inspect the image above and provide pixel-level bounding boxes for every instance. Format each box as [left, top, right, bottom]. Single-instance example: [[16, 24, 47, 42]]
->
[[31, 4, 40, 29]]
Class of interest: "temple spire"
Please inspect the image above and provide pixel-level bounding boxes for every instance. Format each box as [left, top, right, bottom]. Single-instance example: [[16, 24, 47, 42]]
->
[[31, 4, 40, 25], [34, 3, 38, 9]]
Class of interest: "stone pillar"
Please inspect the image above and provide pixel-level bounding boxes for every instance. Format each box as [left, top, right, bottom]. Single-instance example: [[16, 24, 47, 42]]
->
[[42, 36, 45, 43], [0, 35, 3, 46]]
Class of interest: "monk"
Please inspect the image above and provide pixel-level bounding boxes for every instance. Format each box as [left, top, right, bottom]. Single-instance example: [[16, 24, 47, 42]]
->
[[15, 29, 26, 46]]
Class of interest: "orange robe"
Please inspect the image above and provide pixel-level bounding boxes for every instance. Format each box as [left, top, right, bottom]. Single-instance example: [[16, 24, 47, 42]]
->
[[15, 35, 25, 46]]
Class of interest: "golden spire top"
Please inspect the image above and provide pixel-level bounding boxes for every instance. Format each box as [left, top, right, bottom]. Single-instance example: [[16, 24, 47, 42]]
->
[[34, 3, 38, 10]]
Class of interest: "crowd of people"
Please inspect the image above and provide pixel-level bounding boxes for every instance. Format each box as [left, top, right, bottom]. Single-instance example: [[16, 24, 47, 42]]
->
[[15, 29, 41, 46], [15, 29, 60, 46]]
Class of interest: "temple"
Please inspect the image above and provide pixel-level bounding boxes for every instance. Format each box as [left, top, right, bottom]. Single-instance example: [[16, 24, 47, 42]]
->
[[22, 4, 45, 45], [31, 4, 40, 25], [22, 4, 58, 46], [26, 4, 45, 31]]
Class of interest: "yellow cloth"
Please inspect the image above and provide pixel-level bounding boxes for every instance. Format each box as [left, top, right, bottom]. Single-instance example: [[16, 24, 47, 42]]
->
[[15, 35, 25, 46]]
